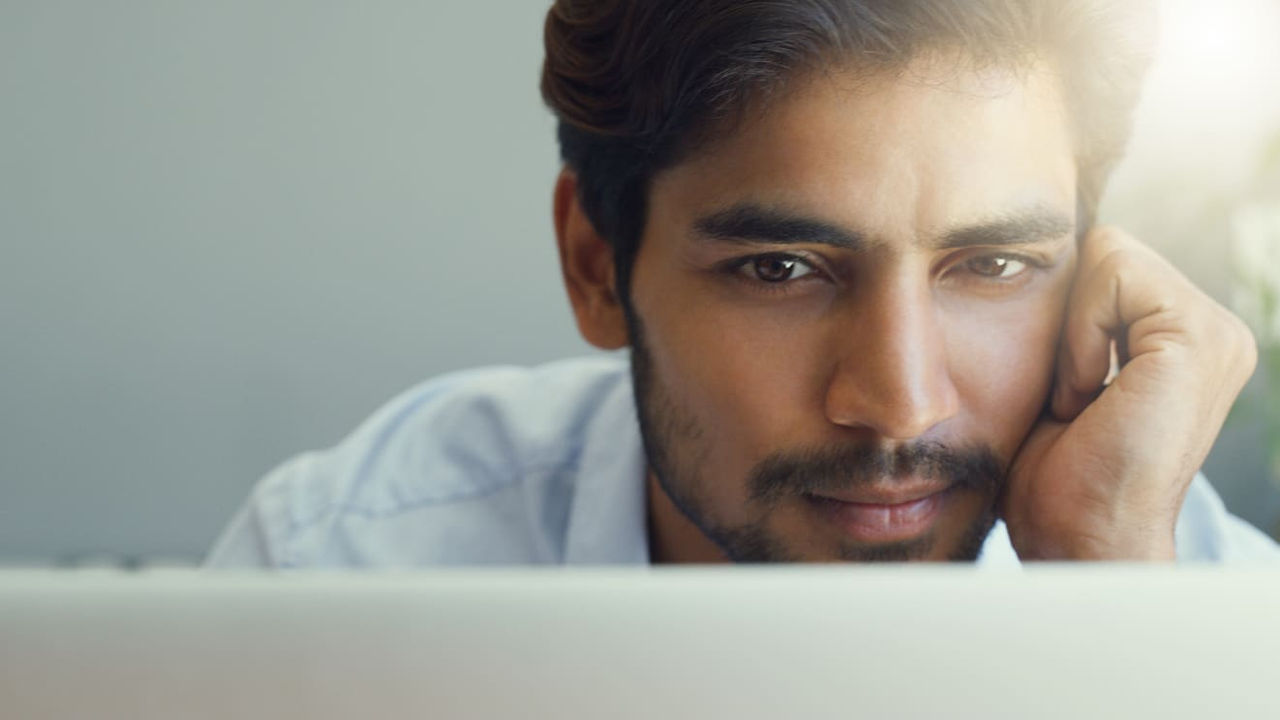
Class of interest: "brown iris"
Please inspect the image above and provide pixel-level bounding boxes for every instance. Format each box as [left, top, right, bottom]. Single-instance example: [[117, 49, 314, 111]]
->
[[753, 256, 799, 282], [966, 255, 1018, 278]]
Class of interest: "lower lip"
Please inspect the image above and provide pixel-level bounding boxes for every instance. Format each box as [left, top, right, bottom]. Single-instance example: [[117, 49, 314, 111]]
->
[[806, 488, 948, 543]]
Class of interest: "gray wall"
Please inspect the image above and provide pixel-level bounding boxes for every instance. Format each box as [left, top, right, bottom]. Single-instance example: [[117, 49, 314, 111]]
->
[[2, 1, 594, 563], [2, 1, 1278, 564]]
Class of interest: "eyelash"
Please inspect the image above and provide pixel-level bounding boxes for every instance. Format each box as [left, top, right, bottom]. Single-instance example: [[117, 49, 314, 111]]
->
[[952, 252, 1044, 284], [722, 250, 1048, 294], [723, 253, 825, 294]]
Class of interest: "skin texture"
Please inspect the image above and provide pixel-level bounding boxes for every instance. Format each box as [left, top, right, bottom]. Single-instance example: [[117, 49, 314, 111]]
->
[[553, 57, 1257, 562]]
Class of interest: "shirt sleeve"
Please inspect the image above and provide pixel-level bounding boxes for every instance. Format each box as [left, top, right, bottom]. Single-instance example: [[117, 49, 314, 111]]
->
[[199, 362, 589, 569], [203, 453, 318, 568], [1175, 473, 1280, 563]]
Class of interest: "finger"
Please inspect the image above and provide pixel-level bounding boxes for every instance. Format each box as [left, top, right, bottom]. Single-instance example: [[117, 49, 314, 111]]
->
[[1051, 227, 1185, 421], [1050, 232, 1118, 421]]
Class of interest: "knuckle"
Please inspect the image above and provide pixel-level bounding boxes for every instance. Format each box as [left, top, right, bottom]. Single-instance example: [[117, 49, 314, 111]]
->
[[1233, 317, 1259, 375], [1080, 227, 1127, 267], [1202, 307, 1258, 381], [1085, 224, 1132, 248], [1091, 246, 1129, 278]]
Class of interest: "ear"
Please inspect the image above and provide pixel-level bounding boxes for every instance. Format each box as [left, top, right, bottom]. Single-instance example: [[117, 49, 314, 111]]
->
[[553, 168, 630, 350]]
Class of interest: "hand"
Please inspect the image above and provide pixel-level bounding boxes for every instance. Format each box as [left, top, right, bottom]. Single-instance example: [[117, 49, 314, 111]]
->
[[1001, 226, 1257, 560]]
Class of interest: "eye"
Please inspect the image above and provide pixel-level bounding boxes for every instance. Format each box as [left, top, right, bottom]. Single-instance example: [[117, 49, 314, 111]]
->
[[964, 254, 1028, 279], [739, 254, 817, 283]]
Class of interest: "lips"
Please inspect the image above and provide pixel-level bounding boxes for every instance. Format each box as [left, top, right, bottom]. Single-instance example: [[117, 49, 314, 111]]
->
[[805, 484, 952, 543], [807, 482, 952, 507]]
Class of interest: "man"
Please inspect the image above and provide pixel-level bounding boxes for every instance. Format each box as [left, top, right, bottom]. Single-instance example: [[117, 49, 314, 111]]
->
[[208, 0, 1278, 567]]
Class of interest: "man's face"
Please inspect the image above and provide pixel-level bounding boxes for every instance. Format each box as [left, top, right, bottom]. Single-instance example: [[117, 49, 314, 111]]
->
[[628, 58, 1080, 562]]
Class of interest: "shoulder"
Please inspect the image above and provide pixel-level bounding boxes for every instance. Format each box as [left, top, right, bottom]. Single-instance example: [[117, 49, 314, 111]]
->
[[205, 355, 634, 567], [1175, 473, 1280, 563]]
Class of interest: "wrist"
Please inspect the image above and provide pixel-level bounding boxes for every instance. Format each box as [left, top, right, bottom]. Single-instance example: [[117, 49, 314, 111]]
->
[[1012, 524, 1177, 562]]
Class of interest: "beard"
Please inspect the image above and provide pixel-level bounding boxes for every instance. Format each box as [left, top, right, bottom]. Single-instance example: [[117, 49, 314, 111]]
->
[[624, 305, 1004, 563]]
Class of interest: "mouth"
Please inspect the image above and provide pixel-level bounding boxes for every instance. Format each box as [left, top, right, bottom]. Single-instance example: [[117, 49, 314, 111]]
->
[[803, 483, 953, 544]]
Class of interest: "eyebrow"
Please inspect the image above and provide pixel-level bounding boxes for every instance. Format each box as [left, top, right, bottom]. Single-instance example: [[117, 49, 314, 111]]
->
[[693, 204, 864, 251], [935, 209, 1075, 250], [692, 203, 1075, 251]]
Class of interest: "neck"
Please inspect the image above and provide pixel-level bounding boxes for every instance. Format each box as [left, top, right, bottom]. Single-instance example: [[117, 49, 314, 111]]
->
[[645, 471, 731, 564]]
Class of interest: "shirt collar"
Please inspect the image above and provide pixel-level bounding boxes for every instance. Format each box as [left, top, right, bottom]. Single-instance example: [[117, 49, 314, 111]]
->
[[562, 369, 651, 564]]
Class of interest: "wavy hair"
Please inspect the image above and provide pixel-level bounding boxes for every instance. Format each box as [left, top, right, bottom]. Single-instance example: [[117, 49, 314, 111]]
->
[[541, 0, 1155, 299]]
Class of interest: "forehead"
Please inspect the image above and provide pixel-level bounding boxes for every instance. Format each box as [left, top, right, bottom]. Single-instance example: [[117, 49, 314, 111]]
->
[[649, 57, 1078, 244]]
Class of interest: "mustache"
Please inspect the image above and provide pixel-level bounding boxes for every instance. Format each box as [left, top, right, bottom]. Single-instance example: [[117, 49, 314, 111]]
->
[[747, 441, 1004, 504]]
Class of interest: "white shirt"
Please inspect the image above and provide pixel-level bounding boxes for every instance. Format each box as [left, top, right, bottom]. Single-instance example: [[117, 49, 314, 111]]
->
[[206, 356, 1280, 567]]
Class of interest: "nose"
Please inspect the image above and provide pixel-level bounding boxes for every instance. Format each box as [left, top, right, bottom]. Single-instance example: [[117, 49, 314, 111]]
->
[[824, 273, 960, 440]]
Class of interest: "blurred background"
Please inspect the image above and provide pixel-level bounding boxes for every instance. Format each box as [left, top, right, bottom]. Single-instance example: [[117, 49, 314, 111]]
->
[[2, 0, 1278, 566]]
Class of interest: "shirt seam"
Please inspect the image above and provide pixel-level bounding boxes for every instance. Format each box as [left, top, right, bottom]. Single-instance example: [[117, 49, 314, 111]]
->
[[280, 453, 583, 566]]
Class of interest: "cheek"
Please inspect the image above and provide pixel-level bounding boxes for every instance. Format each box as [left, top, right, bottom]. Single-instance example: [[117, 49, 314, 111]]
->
[[633, 269, 823, 500], [652, 300, 820, 446], [944, 293, 1066, 461]]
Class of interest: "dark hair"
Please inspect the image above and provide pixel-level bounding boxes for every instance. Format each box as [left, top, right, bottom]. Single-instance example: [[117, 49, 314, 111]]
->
[[541, 0, 1154, 300]]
